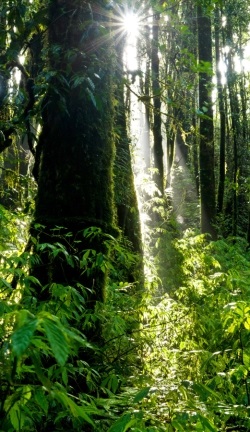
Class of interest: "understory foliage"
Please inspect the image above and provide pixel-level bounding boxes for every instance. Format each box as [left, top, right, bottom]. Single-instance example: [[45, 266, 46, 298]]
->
[[1, 206, 250, 431], [141, 231, 250, 431], [1, 1, 250, 431]]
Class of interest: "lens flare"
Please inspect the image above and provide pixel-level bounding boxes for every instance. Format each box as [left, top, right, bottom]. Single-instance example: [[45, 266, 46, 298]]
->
[[122, 11, 139, 36]]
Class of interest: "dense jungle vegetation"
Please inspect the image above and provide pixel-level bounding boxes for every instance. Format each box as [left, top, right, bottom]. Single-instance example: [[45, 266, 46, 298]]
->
[[1, 0, 250, 431]]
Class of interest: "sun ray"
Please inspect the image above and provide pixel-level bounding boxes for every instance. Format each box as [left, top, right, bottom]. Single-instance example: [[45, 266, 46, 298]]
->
[[81, 2, 149, 58]]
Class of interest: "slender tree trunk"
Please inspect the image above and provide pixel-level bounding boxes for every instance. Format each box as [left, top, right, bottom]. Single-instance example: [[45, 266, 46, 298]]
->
[[152, 12, 164, 195], [192, 116, 200, 196], [226, 40, 240, 236], [238, 36, 249, 235], [215, 7, 226, 214], [140, 25, 151, 172], [164, 25, 176, 190], [197, 5, 216, 238]]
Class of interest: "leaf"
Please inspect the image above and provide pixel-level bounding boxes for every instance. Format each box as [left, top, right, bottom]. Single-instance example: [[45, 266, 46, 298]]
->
[[22, 385, 32, 403], [34, 387, 49, 415], [244, 317, 250, 330], [10, 405, 25, 430], [54, 391, 95, 426], [108, 413, 132, 432], [0, 278, 12, 290], [198, 414, 217, 432], [30, 352, 52, 389], [66, 254, 75, 268], [42, 318, 69, 366], [133, 387, 150, 403], [192, 383, 220, 402], [62, 367, 68, 386], [171, 420, 186, 431], [63, 327, 93, 349], [23, 275, 41, 286], [12, 318, 37, 357], [71, 75, 85, 88], [87, 77, 95, 90], [86, 87, 96, 108]]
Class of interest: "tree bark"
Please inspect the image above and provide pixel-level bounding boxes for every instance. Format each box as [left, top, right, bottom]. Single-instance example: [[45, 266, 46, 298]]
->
[[31, 0, 117, 311], [152, 12, 164, 195], [197, 5, 216, 238], [114, 39, 142, 257], [215, 7, 226, 214]]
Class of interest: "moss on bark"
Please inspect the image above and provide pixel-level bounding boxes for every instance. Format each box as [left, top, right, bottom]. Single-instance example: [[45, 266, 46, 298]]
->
[[31, 0, 117, 306]]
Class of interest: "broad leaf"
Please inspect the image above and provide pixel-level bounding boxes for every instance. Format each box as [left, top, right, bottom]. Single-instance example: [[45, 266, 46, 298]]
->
[[42, 318, 68, 366], [34, 387, 49, 415], [12, 318, 37, 357], [108, 413, 133, 432], [171, 420, 186, 431], [54, 391, 95, 426], [133, 387, 150, 403]]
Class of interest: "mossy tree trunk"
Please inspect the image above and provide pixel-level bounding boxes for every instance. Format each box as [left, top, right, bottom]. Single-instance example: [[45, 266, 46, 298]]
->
[[114, 40, 142, 254], [31, 0, 116, 311], [113, 39, 143, 285], [197, 5, 216, 239]]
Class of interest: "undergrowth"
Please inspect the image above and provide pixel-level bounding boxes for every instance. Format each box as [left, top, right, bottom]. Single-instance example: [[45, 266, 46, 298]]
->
[[1, 204, 250, 431]]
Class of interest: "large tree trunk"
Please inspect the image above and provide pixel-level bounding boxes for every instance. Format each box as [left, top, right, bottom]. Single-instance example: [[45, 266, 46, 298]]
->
[[197, 5, 216, 238], [114, 39, 142, 258], [31, 0, 116, 311]]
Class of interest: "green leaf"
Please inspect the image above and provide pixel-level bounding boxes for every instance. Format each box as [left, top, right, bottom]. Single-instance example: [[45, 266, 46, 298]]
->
[[12, 319, 37, 357], [133, 387, 150, 403], [108, 413, 132, 432], [198, 414, 217, 432], [23, 275, 41, 286], [171, 420, 186, 431], [202, 106, 208, 113], [86, 87, 96, 108], [192, 382, 221, 401], [66, 254, 75, 268], [30, 352, 52, 389], [54, 391, 95, 426], [87, 77, 95, 90], [10, 405, 24, 430], [62, 367, 68, 386], [63, 327, 93, 349], [244, 317, 250, 330], [0, 278, 12, 290], [42, 318, 68, 366], [34, 387, 49, 415], [72, 75, 85, 88]]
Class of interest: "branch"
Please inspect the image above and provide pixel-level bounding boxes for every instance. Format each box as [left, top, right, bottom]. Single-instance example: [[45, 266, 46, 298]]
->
[[6, 60, 29, 79], [0, 129, 14, 154]]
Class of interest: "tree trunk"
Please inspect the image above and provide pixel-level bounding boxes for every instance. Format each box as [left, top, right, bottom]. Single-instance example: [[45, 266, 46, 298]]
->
[[152, 12, 164, 195], [114, 39, 142, 257], [226, 30, 240, 237], [31, 0, 116, 311], [197, 5, 216, 238], [215, 6, 226, 214]]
